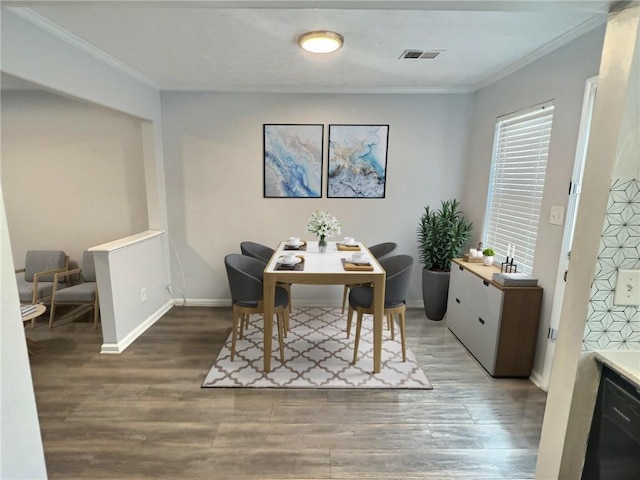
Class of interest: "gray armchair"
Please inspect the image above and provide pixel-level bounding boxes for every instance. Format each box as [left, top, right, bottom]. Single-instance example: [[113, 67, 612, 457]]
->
[[241, 240, 293, 315], [347, 254, 414, 365], [342, 242, 397, 314], [49, 251, 100, 329], [225, 254, 287, 364], [15, 250, 69, 326]]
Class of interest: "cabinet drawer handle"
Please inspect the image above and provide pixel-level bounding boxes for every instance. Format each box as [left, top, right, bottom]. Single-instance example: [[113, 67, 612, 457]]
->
[[456, 298, 460, 304], [478, 317, 485, 325], [483, 280, 489, 287]]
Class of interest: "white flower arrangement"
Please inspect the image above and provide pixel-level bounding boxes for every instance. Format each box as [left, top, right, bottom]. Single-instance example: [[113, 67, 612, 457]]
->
[[305, 210, 341, 239]]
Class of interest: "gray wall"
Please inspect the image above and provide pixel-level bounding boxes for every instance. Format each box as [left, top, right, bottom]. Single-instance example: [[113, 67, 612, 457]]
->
[[160, 92, 473, 305], [1, 10, 167, 478], [462, 25, 606, 379], [1, 90, 150, 268]]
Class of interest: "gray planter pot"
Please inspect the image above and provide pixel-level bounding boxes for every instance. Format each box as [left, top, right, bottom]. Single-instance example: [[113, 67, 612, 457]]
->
[[422, 268, 451, 321]]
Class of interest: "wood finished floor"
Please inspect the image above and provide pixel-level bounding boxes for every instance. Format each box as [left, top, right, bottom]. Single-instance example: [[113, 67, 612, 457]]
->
[[26, 307, 547, 479]]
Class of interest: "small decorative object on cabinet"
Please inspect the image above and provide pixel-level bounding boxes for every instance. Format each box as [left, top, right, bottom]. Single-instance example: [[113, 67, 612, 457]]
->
[[482, 247, 494, 266], [446, 258, 543, 377]]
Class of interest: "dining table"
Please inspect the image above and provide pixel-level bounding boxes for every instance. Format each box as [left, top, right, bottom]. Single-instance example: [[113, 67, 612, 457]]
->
[[262, 240, 386, 373]]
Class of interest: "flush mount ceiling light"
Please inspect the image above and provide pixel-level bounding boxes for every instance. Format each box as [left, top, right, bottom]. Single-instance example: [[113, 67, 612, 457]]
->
[[297, 30, 344, 54]]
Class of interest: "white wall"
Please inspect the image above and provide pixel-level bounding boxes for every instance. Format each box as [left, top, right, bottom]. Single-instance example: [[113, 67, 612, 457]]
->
[[461, 25, 606, 381], [1, 10, 169, 478], [1, 90, 150, 267], [160, 92, 473, 306], [0, 187, 47, 479], [537, 6, 640, 477]]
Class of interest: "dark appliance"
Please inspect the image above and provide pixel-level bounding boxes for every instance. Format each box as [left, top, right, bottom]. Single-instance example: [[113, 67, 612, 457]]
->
[[582, 365, 640, 479]]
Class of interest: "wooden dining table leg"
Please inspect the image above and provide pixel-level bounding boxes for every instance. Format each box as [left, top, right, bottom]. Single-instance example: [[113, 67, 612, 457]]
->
[[371, 272, 386, 374], [263, 271, 276, 372]]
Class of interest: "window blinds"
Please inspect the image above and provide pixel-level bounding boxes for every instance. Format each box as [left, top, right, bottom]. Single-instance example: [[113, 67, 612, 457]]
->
[[483, 102, 555, 274]]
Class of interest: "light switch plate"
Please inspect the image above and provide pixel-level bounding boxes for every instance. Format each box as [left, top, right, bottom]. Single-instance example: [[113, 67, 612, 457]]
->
[[613, 270, 640, 306], [549, 205, 565, 226]]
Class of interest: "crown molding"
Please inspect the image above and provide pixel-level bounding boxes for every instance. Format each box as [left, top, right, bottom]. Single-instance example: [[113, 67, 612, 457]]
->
[[473, 14, 607, 91], [160, 85, 475, 94], [7, 7, 160, 90]]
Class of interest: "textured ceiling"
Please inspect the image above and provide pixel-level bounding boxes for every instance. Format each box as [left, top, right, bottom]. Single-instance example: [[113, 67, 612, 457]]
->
[[3, 1, 611, 93]]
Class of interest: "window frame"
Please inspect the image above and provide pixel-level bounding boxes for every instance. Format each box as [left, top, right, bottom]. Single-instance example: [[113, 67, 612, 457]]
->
[[482, 101, 555, 274]]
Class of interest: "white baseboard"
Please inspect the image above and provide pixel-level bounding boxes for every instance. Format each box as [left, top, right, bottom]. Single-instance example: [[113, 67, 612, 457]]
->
[[181, 298, 426, 309], [100, 300, 173, 354], [529, 368, 548, 392], [183, 298, 344, 308], [182, 298, 230, 307]]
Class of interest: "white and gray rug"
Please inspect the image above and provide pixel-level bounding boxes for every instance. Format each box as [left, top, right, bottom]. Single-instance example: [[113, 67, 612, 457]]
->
[[203, 307, 432, 389]]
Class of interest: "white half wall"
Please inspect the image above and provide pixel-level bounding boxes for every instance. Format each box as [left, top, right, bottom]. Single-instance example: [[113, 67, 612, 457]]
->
[[90, 230, 173, 354], [160, 92, 473, 307], [461, 25, 606, 381]]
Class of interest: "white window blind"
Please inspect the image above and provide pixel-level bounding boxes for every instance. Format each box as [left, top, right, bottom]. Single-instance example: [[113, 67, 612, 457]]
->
[[483, 102, 555, 274]]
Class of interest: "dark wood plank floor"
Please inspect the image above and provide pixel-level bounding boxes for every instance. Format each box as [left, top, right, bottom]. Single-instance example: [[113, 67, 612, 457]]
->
[[26, 306, 547, 479]]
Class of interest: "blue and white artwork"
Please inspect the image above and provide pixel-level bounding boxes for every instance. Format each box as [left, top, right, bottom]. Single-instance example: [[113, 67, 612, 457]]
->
[[328, 125, 389, 198], [264, 124, 323, 198]]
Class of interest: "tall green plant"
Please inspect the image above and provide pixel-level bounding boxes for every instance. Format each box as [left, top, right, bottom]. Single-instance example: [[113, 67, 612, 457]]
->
[[417, 199, 473, 272]]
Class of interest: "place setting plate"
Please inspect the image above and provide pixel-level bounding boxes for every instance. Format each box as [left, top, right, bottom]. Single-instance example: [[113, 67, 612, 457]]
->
[[276, 255, 305, 271], [341, 256, 373, 271], [284, 240, 307, 251], [278, 256, 302, 265], [347, 254, 370, 265]]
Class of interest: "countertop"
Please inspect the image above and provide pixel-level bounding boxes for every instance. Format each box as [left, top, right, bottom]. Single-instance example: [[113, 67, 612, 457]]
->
[[595, 350, 640, 387]]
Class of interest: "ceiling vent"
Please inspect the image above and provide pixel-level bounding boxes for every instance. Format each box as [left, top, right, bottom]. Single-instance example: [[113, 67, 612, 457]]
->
[[399, 50, 441, 60]]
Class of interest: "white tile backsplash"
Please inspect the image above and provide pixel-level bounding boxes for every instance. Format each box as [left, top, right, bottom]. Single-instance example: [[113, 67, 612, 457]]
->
[[583, 178, 640, 351]]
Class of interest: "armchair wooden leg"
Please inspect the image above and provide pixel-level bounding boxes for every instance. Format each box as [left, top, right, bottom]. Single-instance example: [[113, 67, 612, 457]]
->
[[93, 302, 100, 329], [230, 308, 241, 361], [239, 313, 249, 339], [342, 285, 349, 314], [278, 283, 292, 315], [399, 309, 407, 362], [283, 308, 289, 338], [346, 306, 354, 338], [49, 302, 57, 328], [352, 309, 364, 365], [275, 307, 285, 364], [387, 314, 395, 340], [94, 294, 100, 329]]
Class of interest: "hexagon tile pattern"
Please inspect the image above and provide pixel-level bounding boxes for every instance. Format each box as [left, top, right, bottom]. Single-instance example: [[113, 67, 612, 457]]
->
[[583, 178, 640, 351]]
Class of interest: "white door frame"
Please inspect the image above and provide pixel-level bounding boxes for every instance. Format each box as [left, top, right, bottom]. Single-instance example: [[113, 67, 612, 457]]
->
[[539, 75, 598, 390]]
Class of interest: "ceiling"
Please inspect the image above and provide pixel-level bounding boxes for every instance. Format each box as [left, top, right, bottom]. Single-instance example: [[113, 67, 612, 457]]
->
[[2, 1, 613, 93]]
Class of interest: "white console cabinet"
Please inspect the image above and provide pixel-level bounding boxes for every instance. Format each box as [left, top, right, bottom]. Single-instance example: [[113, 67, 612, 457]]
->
[[446, 259, 543, 378]]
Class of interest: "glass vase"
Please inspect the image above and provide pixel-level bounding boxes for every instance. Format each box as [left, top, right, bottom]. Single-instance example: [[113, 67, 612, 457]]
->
[[318, 235, 327, 253]]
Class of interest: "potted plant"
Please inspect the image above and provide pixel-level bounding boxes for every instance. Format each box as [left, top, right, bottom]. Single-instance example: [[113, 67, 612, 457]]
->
[[482, 247, 495, 266], [417, 199, 473, 320]]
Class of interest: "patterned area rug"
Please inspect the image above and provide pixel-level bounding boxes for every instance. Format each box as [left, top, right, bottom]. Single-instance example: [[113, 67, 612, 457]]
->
[[203, 307, 432, 389]]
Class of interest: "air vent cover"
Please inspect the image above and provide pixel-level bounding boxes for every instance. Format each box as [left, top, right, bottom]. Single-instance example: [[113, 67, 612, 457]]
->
[[399, 50, 441, 60]]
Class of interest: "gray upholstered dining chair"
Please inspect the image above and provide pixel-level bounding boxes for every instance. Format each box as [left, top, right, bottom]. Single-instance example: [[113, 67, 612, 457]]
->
[[224, 254, 288, 364], [49, 251, 100, 329], [240, 241, 274, 263], [341, 242, 397, 314], [240, 241, 293, 314], [15, 250, 69, 326], [347, 254, 414, 365]]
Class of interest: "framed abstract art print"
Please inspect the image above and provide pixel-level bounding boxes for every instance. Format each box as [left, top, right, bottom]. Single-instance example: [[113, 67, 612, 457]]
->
[[327, 124, 389, 198], [264, 124, 324, 198]]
